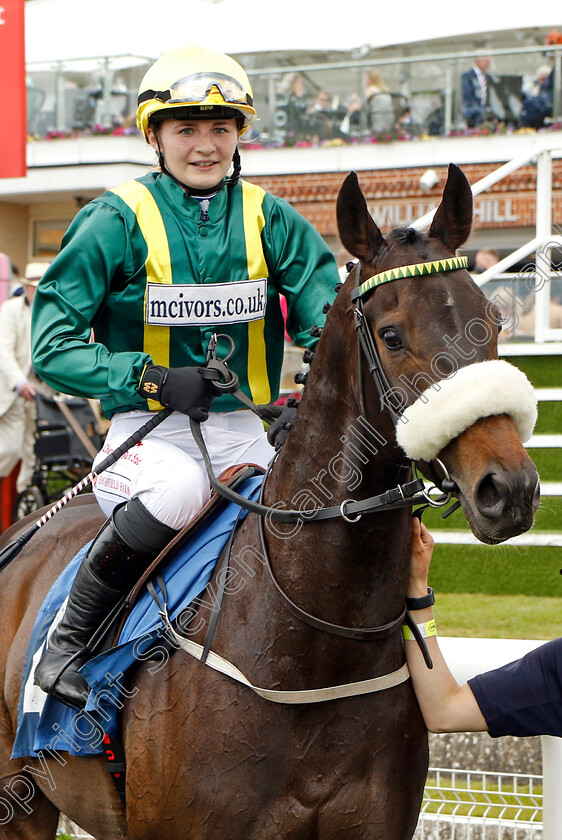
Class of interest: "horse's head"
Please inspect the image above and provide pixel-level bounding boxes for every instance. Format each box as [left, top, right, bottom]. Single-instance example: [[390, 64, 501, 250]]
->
[[336, 163, 539, 544]]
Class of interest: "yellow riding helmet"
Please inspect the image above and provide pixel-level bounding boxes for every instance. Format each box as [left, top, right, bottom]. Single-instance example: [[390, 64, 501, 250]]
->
[[137, 45, 256, 140]]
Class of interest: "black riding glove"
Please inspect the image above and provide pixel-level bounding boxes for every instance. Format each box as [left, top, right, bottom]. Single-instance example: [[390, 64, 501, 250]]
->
[[266, 399, 299, 450], [138, 364, 215, 422]]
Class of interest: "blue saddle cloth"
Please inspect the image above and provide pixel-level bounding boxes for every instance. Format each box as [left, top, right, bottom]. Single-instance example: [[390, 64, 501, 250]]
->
[[12, 475, 263, 760]]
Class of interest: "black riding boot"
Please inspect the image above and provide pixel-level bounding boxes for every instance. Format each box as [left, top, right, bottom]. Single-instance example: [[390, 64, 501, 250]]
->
[[34, 499, 176, 709]]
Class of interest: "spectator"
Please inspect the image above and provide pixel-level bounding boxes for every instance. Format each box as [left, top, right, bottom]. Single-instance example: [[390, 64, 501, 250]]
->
[[427, 106, 444, 136], [473, 248, 500, 273], [520, 64, 554, 129], [10, 264, 22, 297], [0, 262, 50, 493], [395, 104, 421, 137], [461, 55, 497, 127], [404, 517, 562, 737], [365, 69, 395, 135], [277, 72, 309, 141], [307, 90, 334, 141], [338, 92, 362, 138]]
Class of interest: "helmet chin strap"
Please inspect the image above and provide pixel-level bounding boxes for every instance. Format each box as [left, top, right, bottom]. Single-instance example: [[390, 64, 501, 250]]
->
[[156, 140, 241, 196]]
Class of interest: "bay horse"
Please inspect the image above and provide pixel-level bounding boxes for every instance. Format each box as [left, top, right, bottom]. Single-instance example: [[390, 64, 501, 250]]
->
[[0, 164, 539, 840]]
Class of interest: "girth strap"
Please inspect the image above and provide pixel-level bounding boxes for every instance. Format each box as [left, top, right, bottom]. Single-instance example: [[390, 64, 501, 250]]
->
[[161, 611, 410, 704]]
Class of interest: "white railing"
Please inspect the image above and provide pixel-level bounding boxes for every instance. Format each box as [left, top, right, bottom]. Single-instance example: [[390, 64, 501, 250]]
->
[[413, 138, 562, 346], [416, 767, 543, 840], [435, 638, 562, 840]]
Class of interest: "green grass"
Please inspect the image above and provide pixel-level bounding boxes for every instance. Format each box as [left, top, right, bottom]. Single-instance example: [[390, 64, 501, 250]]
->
[[534, 400, 562, 433], [422, 496, 562, 637], [423, 772, 542, 820], [507, 356, 562, 388], [429, 544, 562, 597], [434, 594, 560, 639], [527, 448, 562, 482], [421, 495, 562, 531]]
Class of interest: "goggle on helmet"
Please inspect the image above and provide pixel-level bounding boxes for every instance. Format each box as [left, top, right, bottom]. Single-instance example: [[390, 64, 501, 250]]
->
[[137, 46, 256, 140]]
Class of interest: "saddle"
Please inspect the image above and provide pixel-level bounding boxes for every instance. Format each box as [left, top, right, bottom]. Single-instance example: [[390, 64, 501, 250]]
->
[[91, 463, 264, 655]]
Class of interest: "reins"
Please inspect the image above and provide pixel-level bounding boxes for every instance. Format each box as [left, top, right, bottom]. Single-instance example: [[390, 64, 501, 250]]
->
[[190, 417, 427, 523], [183, 257, 469, 658], [193, 326, 434, 523], [256, 512, 407, 641]]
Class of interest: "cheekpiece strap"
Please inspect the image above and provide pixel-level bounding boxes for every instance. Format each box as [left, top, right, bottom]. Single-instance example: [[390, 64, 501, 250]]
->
[[351, 256, 469, 302]]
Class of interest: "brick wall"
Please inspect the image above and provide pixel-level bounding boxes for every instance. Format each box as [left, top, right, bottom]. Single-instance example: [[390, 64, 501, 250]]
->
[[247, 161, 562, 237]]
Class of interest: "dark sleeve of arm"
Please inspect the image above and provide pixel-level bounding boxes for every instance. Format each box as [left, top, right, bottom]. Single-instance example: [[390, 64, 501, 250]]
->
[[461, 71, 475, 106], [262, 195, 340, 349], [31, 202, 151, 404], [468, 638, 562, 738]]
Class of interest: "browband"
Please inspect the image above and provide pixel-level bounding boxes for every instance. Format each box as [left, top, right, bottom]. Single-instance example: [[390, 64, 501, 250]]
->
[[351, 256, 469, 301]]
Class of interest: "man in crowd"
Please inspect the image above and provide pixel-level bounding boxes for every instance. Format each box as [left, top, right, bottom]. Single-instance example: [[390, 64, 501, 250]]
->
[[0, 262, 50, 492]]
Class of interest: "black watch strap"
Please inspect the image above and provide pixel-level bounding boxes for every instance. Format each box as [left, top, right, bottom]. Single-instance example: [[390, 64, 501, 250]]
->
[[405, 587, 435, 611]]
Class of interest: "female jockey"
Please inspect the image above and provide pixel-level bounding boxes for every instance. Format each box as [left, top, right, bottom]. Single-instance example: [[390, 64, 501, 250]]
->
[[32, 45, 339, 709]]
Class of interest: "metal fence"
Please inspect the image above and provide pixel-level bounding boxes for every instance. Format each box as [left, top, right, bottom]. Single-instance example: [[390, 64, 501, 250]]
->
[[57, 767, 544, 840], [26, 42, 562, 141], [415, 768, 543, 840]]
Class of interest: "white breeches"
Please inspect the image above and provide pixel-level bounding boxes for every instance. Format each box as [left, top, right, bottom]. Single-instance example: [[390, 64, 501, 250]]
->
[[93, 410, 274, 530]]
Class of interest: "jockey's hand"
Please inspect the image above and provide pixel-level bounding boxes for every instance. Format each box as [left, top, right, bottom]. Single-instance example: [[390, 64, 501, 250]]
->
[[267, 399, 299, 450], [138, 365, 215, 422]]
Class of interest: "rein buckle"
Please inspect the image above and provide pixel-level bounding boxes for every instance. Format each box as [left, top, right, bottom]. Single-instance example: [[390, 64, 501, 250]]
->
[[340, 499, 362, 523]]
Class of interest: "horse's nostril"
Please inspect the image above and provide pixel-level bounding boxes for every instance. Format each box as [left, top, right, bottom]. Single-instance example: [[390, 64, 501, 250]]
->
[[475, 472, 508, 519]]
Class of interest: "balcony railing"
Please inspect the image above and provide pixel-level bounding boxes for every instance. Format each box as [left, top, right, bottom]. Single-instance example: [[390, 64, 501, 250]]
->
[[26, 43, 562, 147]]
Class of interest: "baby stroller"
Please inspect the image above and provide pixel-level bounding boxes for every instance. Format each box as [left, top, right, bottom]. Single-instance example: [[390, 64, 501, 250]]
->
[[13, 392, 103, 521]]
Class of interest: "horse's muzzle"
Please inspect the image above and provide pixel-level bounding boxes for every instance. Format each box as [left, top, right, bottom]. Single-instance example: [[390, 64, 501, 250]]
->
[[473, 462, 541, 543]]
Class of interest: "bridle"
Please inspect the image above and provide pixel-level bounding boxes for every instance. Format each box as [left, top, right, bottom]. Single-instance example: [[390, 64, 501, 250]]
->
[[350, 256, 469, 422], [190, 255, 469, 643]]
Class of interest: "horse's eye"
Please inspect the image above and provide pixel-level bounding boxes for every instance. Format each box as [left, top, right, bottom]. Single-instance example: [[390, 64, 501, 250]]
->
[[381, 328, 403, 350]]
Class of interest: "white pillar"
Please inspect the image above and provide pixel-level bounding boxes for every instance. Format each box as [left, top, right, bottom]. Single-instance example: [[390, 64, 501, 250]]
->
[[541, 736, 562, 840], [534, 149, 552, 343]]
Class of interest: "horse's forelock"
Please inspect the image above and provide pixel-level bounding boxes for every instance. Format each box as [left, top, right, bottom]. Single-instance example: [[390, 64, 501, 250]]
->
[[388, 227, 419, 245]]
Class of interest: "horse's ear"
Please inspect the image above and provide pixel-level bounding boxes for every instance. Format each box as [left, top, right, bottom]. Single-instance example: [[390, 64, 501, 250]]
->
[[336, 172, 386, 262], [428, 163, 473, 251]]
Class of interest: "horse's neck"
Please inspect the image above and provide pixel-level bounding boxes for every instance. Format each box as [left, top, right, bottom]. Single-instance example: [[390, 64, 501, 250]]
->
[[262, 332, 411, 633], [269, 310, 403, 507]]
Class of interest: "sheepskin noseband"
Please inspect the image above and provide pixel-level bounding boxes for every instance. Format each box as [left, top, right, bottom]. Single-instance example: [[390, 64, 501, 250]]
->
[[395, 360, 537, 462]]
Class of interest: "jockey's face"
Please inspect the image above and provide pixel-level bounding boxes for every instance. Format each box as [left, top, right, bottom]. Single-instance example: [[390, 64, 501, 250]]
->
[[147, 117, 240, 190]]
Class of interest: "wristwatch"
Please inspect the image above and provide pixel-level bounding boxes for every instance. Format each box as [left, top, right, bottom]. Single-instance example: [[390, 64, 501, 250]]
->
[[405, 587, 435, 611]]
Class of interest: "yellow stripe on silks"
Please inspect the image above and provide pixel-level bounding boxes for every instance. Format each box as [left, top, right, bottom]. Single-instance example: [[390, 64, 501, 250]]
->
[[111, 181, 172, 411], [242, 181, 270, 405]]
